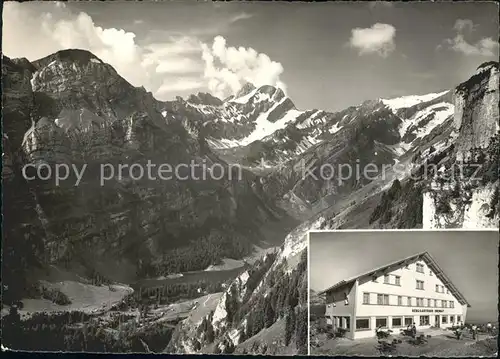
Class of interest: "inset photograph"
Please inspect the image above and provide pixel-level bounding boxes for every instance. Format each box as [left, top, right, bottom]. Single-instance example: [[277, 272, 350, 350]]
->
[[309, 230, 498, 357]]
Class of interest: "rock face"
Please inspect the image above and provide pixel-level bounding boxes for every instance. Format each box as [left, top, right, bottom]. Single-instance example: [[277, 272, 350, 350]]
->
[[419, 62, 500, 229], [2, 50, 294, 296], [453, 62, 499, 161], [2, 57, 47, 304]]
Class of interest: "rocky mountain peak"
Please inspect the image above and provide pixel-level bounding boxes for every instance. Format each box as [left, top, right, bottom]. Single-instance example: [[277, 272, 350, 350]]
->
[[476, 61, 499, 74], [235, 82, 256, 99], [229, 83, 287, 105], [187, 92, 223, 106], [32, 49, 105, 69], [255, 84, 285, 100]]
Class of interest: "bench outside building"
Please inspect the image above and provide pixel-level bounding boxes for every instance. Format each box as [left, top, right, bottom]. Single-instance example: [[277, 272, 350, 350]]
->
[[319, 251, 470, 340]]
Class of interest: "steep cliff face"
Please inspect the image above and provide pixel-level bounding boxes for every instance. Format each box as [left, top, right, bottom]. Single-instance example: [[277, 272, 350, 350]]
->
[[2, 57, 47, 303], [453, 62, 499, 161], [2, 50, 294, 301], [421, 63, 499, 229]]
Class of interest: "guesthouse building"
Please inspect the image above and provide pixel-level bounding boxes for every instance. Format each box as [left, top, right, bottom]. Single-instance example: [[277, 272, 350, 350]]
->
[[319, 251, 470, 340]]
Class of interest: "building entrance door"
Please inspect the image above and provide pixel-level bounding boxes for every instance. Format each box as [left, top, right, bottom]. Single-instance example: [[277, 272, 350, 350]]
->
[[435, 315, 440, 327]]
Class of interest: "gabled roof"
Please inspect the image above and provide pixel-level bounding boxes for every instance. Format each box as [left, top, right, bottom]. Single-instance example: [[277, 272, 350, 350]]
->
[[318, 251, 470, 307]]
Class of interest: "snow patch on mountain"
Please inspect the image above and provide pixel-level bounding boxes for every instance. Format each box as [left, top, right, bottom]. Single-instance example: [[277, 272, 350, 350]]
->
[[239, 106, 303, 146], [407, 102, 454, 140], [207, 137, 242, 149], [382, 90, 450, 112], [211, 291, 228, 328], [296, 110, 321, 129], [231, 88, 259, 104], [278, 215, 323, 264], [327, 122, 342, 134]]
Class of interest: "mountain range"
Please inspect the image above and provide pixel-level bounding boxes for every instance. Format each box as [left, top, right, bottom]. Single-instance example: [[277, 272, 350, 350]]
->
[[2, 49, 498, 354]]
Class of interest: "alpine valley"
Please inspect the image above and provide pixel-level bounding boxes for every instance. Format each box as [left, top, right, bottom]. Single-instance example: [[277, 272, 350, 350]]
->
[[2, 49, 498, 354]]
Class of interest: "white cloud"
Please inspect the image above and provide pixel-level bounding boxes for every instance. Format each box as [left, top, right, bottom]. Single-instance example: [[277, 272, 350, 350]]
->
[[155, 58, 201, 74], [348, 23, 396, 57], [442, 19, 499, 57], [454, 19, 475, 32], [2, 2, 204, 100], [200, 36, 287, 99], [156, 78, 205, 96], [229, 12, 254, 24]]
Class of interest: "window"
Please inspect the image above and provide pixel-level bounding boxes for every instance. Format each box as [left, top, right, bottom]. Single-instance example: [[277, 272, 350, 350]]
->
[[446, 289, 449, 294], [376, 317, 387, 328], [416, 280, 424, 290], [395, 276, 401, 286], [407, 297, 412, 306], [420, 316, 430, 326], [450, 315, 455, 324], [375, 294, 388, 305], [344, 317, 350, 331], [435, 284, 439, 292], [442, 316, 448, 324], [392, 317, 402, 327], [356, 318, 370, 330], [442, 300, 447, 308], [404, 317, 413, 326], [363, 293, 370, 304], [450, 301, 454, 308], [398, 296, 403, 306], [417, 298, 424, 307], [384, 275, 390, 284], [430, 271, 433, 276], [427, 299, 432, 307], [433, 299, 437, 307], [457, 316, 462, 323], [416, 263, 424, 273]]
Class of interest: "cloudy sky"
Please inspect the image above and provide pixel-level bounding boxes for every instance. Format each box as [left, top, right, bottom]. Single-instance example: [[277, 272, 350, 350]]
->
[[309, 230, 498, 323], [3, 1, 499, 111]]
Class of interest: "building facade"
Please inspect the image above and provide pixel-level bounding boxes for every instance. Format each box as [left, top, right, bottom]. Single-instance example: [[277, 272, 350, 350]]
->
[[320, 252, 470, 340]]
